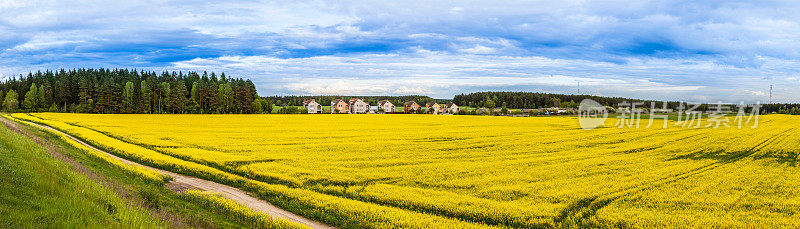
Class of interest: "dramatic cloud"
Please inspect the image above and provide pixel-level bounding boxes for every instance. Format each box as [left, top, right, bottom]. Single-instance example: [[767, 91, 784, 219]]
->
[[1, 0, 799, 102]]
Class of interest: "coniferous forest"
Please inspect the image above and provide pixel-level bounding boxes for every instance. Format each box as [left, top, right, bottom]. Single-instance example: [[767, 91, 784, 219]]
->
[[1, 69, 795, 115], [0, 69, 260, 114]]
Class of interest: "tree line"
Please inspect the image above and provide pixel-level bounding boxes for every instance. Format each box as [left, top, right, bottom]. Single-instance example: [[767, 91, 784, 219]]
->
[[454, 91, 789, 114], [2, 71, 793, 115], [452, 91, 674, 109], [0, 69, 263, 114], [761, 104, 800, 115]]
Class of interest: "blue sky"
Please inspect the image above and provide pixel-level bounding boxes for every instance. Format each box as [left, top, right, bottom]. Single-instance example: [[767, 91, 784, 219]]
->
[[2, 0, 799, 102]]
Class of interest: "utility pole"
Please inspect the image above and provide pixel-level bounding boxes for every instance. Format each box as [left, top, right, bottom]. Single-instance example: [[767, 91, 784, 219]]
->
[[577, 81, 580, 94], [769, 84, 773, 104]]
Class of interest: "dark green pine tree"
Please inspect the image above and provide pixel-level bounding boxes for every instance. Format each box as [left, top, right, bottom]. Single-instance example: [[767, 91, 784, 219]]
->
[[95, 77, 112, 113], [245, 80, 257, 113], [78, 75, 91, 110], [232, 80, 244, 113], [123, 81, 135, 113], [204, 79, 217, 113], [160, 82, 170, 114], [0, 90, 5, 110], [38, 84, 47, 110], [217, 83, 227, 114], [208, 73, 220, 113], [170, 81, 188, 114], [191, 81, 201, 111], [140, 80, 151, 114]]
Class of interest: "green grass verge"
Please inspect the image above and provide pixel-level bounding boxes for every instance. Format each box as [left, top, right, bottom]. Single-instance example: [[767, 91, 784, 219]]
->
[[0, 121, 161, 228], [0, 117, 301, 228]]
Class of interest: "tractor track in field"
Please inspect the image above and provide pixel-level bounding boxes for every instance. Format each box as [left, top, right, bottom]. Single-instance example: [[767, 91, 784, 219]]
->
[[2, 116, 334, 229], [554, 126, 795, 227]]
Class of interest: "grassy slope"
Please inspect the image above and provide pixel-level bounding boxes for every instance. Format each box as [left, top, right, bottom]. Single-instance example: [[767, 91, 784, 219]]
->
[[0, 117, 292, 228], [0, 122, 161, 228]]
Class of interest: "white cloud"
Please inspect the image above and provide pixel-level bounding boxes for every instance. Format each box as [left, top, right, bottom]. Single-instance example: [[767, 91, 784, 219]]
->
[[171, 52, 789, 103], [745, 90, 766, 96], [460, 45, 497, 54], [3, 0, 800, 103]]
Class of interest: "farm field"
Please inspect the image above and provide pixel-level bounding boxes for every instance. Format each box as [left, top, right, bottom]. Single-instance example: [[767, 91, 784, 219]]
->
[[9, 113, 800, 228]]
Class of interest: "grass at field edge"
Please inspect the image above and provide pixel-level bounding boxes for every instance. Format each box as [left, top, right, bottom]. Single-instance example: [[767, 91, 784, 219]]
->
[[0, 114, 305, 228]]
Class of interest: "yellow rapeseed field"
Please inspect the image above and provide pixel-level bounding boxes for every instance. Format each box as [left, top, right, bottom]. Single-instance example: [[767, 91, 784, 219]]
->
[[11, 113, 800, 228]]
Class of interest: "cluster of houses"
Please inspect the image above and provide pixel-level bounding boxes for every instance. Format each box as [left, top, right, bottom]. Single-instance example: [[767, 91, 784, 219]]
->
[[298, 99, 681, 116], [403, 101, 459, 114], [301, 99, 460, 114]]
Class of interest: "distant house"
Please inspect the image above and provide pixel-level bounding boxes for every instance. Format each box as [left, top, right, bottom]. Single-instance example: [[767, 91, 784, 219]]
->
[[404, 101, 421, 113], [425, 102, 441, 114], [617, 107, 646, 114], [559, 108, 576, 114], [543, 107, 559, 114], [302, 99, 322, 114], [377, 100, 395, 113], [331, 99, 350, 113], [651, 108, 673, 113], [543, 107, 577, 114], [349, 98, 370, 114], [475, 108, 490, 114], [443, 102, 459, 114]]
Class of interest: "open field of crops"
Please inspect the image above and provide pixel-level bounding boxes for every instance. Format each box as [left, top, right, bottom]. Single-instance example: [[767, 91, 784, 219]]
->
[[9, 113, 800, 228]]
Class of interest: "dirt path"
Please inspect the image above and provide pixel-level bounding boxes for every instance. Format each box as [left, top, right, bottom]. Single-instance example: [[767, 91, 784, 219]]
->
[[5, 117, 334, 229], [0, 116, 221, 228]]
